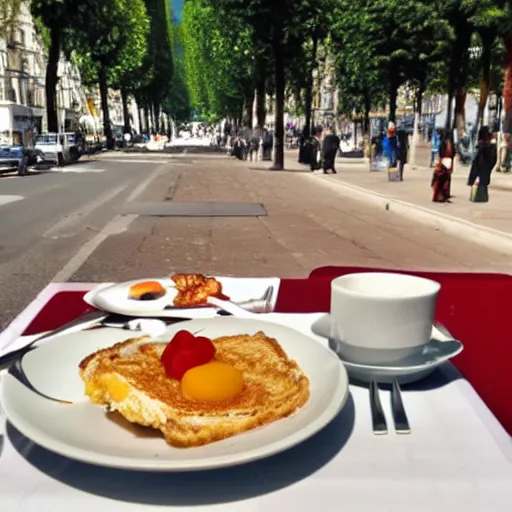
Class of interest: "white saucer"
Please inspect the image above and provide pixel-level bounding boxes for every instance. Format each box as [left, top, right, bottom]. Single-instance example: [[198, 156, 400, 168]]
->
[[311, 314, 463, 385]]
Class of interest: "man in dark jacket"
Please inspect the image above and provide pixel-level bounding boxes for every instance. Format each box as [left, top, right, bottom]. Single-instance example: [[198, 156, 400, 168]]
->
[[321, 128, 341, 173], [467, 126, 497, 202]]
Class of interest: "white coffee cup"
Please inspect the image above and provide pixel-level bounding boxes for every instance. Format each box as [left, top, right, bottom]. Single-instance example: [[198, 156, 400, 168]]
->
[[330, 272, 441, 365]]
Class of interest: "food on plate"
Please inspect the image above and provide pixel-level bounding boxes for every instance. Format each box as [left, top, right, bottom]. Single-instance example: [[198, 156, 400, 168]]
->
[[128, 281, 166, 301], [79, 330, 309, 447], [171, 273, 229, 306]]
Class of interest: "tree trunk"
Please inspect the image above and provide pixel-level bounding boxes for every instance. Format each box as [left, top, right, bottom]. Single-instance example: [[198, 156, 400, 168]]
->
[[45, 26, 60, 133], [153, 102, 160, 133], [304, 35, 318, 137], [446, 21, 472, 131], [138, 107, 143, 134], [388, 76, 399, 123], [149, 102, 155, 133], [271, 39, 285, 170], [363, 92, 371, 135], [410, 86, 423, 166], [121, 87, 131, 134], [98, 64, 113, 149], [256, 77, 266, 128], [143, 101, 150, 135], [454, 89, 467, 139], [504, 35, 512, 134], [166, 113, 172, 138], [475, 33, 493, 136]]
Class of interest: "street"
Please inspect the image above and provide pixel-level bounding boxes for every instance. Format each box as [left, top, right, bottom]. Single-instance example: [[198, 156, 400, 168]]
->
[[0, 154, 190, 329], [1, 151, 511, 330]]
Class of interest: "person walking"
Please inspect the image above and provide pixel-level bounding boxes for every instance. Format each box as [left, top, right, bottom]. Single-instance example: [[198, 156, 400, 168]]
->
[[467, 126, 497, 202], [310, 128, 323, 172], [430, 129, 440, 167], [321, 128, 340, 174], [396, 129, 409, 180], [382, 122, 398, 168], [431, 129, 456, 203]]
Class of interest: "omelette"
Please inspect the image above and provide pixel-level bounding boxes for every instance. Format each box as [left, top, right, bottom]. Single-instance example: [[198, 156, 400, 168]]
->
[[79, 332, 310, 447]]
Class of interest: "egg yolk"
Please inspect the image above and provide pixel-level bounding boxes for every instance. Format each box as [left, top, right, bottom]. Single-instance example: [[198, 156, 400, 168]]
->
[[181, 362, 244, 402]]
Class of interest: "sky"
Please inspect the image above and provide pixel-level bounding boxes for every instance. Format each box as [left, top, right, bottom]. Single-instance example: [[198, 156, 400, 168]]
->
[[171, 0, 184, 20]]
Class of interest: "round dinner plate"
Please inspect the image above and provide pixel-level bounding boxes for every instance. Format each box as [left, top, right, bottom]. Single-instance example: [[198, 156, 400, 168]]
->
[[1, 317, 348, 471], [83, 277, 277, 318]]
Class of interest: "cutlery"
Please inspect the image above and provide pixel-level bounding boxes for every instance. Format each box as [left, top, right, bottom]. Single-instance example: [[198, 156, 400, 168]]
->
[[0, 313, 190, 371], [213, 285, 274, 317], [3, 314, 192, 406], [0, 310, 107, 371], [391, 380, 411, 434], [369, 380, 388, 435]]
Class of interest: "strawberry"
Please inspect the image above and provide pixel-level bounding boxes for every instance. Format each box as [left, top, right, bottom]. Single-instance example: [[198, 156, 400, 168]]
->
[[168, 349, 204, 380], [194, 336, 216, 364], [161, 330, 195, 372], [171, 330, 196, 350]]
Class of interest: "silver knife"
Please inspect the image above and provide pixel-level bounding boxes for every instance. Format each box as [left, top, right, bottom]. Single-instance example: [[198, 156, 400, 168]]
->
[[0, 310, 107, 370], [370, 380, 388, 435]]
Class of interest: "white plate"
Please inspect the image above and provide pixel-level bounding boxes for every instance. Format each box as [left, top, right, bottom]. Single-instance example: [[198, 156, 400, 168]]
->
[[311, 314, 463, 385], [83, 277, 280, 318], [1, 317, 348, 471]]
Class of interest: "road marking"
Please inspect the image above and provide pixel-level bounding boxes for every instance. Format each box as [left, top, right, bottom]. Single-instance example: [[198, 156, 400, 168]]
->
[[42, 184, 128, 239], [49, 162, 170, 282], [51, 214, 138, 282], [0, 195, 24, 207], [97, 158, 191, 165], [61, 166, 106, 173]]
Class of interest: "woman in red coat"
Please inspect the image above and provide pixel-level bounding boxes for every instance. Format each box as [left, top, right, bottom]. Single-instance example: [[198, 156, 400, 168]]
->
[[431, 130, 456, 202]]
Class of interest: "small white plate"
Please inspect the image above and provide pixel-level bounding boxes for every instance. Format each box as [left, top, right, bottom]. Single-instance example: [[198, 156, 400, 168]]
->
[[311, 314, 463, 385], [1, 317, 348, 471], [83, 277, 280, 318]]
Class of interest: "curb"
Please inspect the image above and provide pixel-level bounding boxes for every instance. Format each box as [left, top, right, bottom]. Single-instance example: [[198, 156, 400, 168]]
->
[[306, 174, 512, 253]]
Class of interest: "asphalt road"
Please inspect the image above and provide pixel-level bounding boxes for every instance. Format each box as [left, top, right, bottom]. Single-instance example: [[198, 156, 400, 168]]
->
[[0, 154, 187, 330]]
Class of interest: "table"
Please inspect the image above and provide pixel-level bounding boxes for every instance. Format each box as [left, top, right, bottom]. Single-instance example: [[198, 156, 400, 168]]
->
[[1, 269, 511, 511]]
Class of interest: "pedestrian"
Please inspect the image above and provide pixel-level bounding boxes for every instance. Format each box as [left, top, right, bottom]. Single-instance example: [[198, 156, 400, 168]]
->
[[396, 129, 408, 181], [430, 129, 440, 167], [382, 122, 398, 168], [310, 128, 323, 173], [321, 127, 340, 174], [431, 129, 456, 203], [467, 126, 497, 203]]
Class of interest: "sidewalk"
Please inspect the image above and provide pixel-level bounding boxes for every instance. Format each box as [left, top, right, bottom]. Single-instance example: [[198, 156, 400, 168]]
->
[[268, 150, 512, 253], [70, 155, 512, 283]]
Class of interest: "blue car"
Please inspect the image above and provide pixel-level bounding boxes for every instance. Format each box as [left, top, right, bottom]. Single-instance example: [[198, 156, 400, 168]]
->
[[0, 145, 44, 176]]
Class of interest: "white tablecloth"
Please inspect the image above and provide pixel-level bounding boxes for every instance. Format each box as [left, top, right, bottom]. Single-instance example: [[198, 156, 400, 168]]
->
[[1, 307, 512, 511]]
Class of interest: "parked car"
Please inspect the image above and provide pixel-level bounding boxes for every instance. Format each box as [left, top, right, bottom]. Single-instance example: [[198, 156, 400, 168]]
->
[[0, 145, 44, 176], [35, 133, 74, 166]]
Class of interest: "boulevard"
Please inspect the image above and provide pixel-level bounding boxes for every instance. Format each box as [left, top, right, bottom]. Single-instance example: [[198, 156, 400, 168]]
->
[[1, 151, 511, 330]]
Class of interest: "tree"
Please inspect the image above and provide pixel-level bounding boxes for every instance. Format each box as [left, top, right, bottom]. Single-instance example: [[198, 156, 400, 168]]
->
[[0, 0, 22, 40], [135, 0, 175, 134], [66, 0, 150, 147], [31, 0, 80, 132], [107, 0, 150, 133]]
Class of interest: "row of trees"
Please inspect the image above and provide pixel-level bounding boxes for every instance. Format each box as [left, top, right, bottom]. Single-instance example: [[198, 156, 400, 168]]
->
[[179, 0, 512, 169], [30, 0, 176, 146]]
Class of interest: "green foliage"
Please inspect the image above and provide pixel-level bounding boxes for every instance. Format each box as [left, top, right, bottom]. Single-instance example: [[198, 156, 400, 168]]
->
[[138, 0, 175, 109], [181, 0, 257, 120]]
